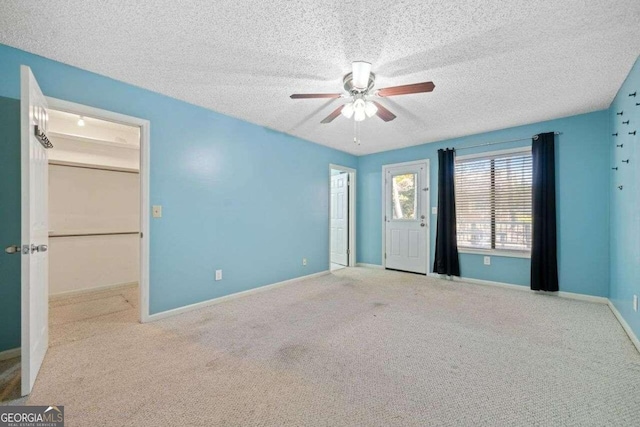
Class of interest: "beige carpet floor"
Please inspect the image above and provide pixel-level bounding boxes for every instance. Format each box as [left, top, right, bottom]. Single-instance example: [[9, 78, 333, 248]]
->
[[2, 268, 640, 426], [0, 356, 20, 401]]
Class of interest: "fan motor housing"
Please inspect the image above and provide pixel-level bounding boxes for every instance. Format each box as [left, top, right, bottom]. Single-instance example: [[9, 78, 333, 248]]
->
[[343, 72, 376, 94]]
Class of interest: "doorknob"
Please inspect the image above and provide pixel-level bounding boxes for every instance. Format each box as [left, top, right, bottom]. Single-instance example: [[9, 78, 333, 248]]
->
[[5, 245, 20, 254], [30, 244, 48, 253], [420, 223, 426, 227]]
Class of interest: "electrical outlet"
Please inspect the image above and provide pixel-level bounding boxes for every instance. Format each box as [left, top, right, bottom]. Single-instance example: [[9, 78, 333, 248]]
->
[[634, 295, 638, 312], [215, 270, 222, 281], [152, 205, 162, 218], [302, 258, 307, 266], [484, 256, 491, 266]]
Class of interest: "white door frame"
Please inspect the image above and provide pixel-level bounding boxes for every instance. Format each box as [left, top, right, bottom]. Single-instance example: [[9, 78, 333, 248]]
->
[[329, 164, 356, 268], [45, 97, 151, 323], [381, 159, 430, 271]]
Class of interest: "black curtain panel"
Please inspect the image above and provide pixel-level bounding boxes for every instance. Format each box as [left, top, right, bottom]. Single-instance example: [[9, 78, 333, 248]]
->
[[433, 148, 460, 276], [531, 132, 559, 291]]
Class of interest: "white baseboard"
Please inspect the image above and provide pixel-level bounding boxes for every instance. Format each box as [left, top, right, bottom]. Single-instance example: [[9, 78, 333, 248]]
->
[[0, 347, 20, 362], [356, 263, 384, 269], [427, 273, 608, 305], [147, 271, 330, 322], [607, 301, 640, 354], [49, 281, 138, 300]]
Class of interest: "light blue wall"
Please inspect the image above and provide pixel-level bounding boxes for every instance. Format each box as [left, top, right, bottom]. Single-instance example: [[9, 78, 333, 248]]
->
[[0, 44, 357, 351], [357, 111, 610, 297], [609, 56, 640, 339]]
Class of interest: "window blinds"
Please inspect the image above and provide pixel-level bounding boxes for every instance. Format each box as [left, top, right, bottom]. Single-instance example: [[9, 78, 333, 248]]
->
[[455, 149, 532, 252]]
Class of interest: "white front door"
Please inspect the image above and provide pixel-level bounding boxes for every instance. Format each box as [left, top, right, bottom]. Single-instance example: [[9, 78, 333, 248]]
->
[[21, 65, 50, 396], [330, 173, 349, 266], [384, 161, 429, 274]]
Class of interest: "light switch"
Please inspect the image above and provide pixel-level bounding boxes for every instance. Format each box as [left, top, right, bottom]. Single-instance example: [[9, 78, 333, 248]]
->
[[152, 205, 162, 218], [432, 207, 438, 214]]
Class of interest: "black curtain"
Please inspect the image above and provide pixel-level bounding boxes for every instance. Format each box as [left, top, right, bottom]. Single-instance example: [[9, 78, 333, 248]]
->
[[531, 132, 559, 291], [433, 148, 460, 276]]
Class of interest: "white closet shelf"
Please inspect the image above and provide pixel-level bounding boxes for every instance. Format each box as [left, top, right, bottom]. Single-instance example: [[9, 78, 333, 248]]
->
[[48, 131, 140, 150]]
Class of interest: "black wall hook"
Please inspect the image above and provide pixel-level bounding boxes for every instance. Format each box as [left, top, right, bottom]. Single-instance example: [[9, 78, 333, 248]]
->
[[622, 159, 630, 163], [612, 132, 618, 136], [630, 92, 637, 97], [617, 111, 624, 115], [617, 144, 624, 148], [622, 120, 630, 125], [612, 167, 618, 170], [618, 185, 624, 190], [630, 131, 637, 135]]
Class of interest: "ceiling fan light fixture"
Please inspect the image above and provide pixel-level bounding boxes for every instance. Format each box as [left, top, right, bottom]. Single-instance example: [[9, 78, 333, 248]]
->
[[352, 61, 371, 90], [341, 102, 355, 119], [354, 109, 366, 122], [364, 101, 378, 118]]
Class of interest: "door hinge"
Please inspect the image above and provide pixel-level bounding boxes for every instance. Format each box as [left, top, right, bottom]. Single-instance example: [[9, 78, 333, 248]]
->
[[347, 249, 350, 255], [140, 232, 143, 238], [384, 253, 387, 259]]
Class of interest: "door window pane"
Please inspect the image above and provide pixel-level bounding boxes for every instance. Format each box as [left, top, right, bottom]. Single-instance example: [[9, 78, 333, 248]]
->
[[392, 173, 417, 219]]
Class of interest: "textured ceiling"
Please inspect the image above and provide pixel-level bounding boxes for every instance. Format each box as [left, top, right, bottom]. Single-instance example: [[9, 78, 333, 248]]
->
[[1, 1, 640, 155]]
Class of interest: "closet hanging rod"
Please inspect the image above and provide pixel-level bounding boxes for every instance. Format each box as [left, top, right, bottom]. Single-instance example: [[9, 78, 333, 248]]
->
[[455, 132, 562, 151], [49, 231, 139, 238], [48, 161, 139, 174]]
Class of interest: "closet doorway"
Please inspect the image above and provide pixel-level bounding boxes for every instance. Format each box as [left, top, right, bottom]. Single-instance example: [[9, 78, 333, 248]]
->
[[46, 109, 139, 328], [329, 164, 356, 271], [45, 98, 149, 327]]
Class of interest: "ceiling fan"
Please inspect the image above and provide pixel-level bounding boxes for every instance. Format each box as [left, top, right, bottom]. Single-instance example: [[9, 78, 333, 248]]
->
[[290, 61, 435, 124]]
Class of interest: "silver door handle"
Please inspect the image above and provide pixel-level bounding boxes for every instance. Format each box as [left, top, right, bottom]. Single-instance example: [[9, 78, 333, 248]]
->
[[5, 245, 20, 254], [30, 244, 48, 253]]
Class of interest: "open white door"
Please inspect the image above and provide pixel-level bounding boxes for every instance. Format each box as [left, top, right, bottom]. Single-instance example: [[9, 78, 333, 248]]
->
[[330, 173, 349, 266], [384, 161, 429, 274], [21, 65, 50, 396]]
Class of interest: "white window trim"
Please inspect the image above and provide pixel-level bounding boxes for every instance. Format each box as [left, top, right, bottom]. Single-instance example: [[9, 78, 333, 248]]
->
[[456, 146, 531, 161], [455, 145, 533, 257], [458, 248, 531, 259]]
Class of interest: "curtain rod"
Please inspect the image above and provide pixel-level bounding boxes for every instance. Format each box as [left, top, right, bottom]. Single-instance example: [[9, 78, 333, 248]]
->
[[455, 132, 562, 151]]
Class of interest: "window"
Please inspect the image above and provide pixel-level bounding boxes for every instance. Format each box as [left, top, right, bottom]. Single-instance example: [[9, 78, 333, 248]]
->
[[391, 173, 417, 220], [455, 148, 532, 254]]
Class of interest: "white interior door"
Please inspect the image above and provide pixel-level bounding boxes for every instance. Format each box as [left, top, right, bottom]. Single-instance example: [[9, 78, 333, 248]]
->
[[384, 161, 429, 274], [21, 65, 50, 396], [330, 173, 349, 266]]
